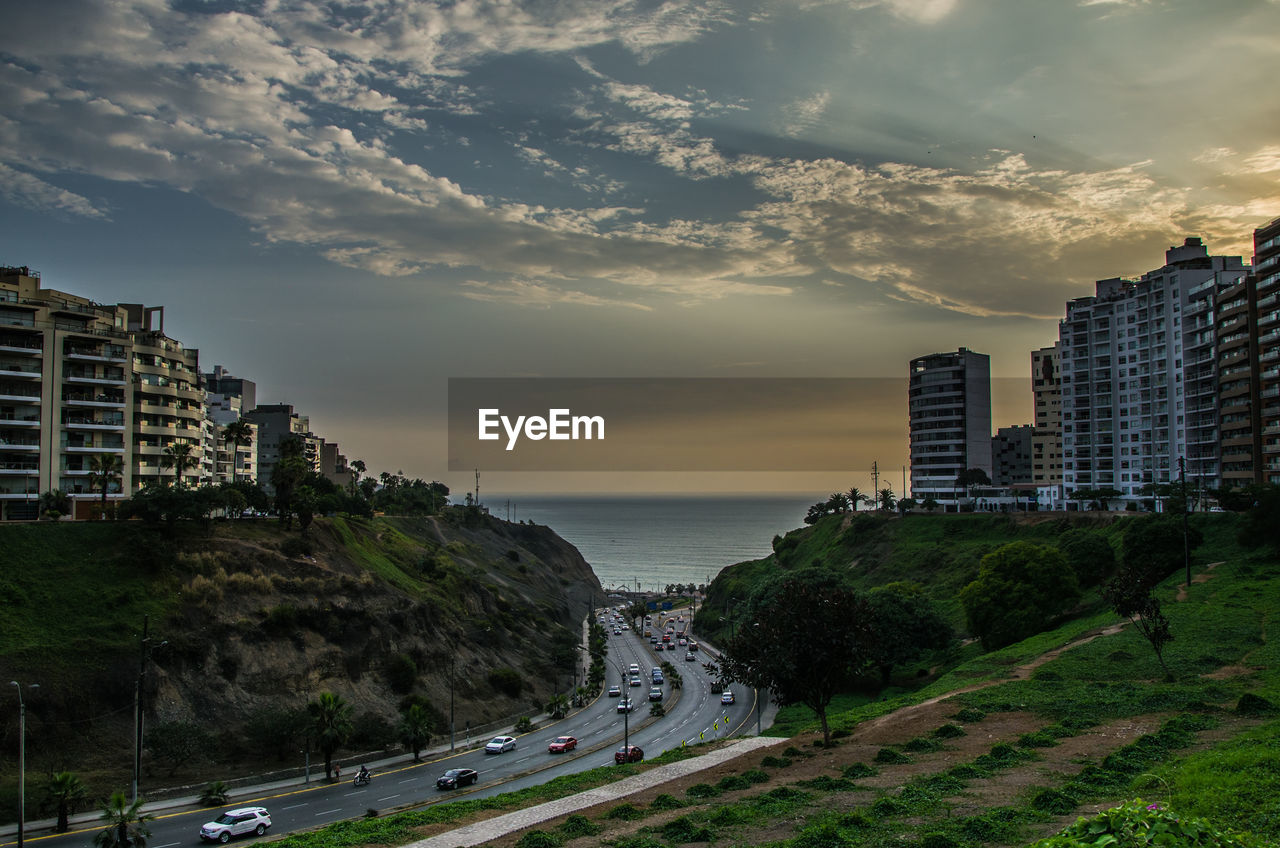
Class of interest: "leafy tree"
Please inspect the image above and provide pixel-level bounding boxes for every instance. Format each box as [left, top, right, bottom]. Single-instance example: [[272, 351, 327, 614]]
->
[[293, 485, 318, 533], [1238, 484, 1280, 550], [89, 452, 123, 519], [398, 703, 433, 761], [959, 542, 1080, 650], [717, 578, 874, 746], [955, 468, 992, 505], [1122, 515, 1202, 587], [897, 497, 916, 514], [243, 707, 310, 761], [272, 452, 308, 527], [922, 496, 939, 513], [348, 459, 367, 496], [545, 693, 569, 720], [147, 720, 212, 775], [1056, 529, 1117, 588], [488, 667, 523, 698], [93, 792, 154, 848], [865, 583, 952, 685], [160, 442, 199, 487], [1103, 565, 1174, 677], [39, 488, 70, 519], [308, 692, 354, 780], [43, 771, 86, 833], [804, 492, 852, 525]]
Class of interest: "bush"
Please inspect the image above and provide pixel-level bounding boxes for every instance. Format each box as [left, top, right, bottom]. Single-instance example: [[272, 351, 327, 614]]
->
[[514, 716, 535, 733], [199, 780, 229, 806], [874, 747, 910, 764], [557, 815, 600, 839], [650, 794, 684, 810], [514, 831, 560, 848], [1235, 693, 1277, 716], [799, 775, 856, 792], [933, 723, 966, 739], [685, 783, 720, 799], [871, 797, 908, 818], [959, 541, 1080, 650], [920, 833, 960, 848], [842, 762, 878, 779], [280, 536, 313, 558], [661, 816, 714, 843], [384, 653, 417, 695], [604, 803, 645, 820], [1032, 788, 1078, 815], [488, 667, 523, 698], [952, 707, 986, 722], [761, 755, 793, 769], [742, 769, 770, 784], [717, 774, 752, 791], [903, 736, 942, 752], [1028, 799, 1266, 848], [1018, 731, 1058, 748]]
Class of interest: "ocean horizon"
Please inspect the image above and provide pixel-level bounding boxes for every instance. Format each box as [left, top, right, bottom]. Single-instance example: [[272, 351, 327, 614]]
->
[[492, 494, 817, 593]]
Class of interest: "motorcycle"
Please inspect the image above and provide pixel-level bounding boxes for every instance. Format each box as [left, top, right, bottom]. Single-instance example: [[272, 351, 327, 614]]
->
[[353, 772, 371, 786]]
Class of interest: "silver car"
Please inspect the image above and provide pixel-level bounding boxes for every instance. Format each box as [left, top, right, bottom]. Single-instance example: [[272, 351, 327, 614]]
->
[[485, 735, 517, 754]]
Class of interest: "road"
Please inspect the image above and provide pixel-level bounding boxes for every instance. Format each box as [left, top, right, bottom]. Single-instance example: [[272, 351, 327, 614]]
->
[[14, 613, 759, 848]]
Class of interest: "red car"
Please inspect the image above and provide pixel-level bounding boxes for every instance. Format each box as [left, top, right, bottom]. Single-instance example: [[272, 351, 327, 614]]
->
[[614, 745, 644, 764], [548, 735, 578, 753]]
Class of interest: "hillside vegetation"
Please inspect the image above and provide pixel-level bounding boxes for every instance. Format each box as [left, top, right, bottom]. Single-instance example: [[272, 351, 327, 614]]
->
[[0, 508, 602, 819]]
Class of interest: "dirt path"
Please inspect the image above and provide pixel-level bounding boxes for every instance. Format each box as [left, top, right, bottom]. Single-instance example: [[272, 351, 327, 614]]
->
[[1177, 561, 1223, 601]]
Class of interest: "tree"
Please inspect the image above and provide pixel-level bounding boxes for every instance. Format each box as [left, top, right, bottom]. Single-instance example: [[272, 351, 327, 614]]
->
[[220, 420, 254, 481], [847, 487, 868, 512], [39, 488, 70, 520], [959, 542, 1080, 650], [348, 459, 367, 496], [544, 693, 569, 720], [293, 485, 318, 533], [865, 583, 952, 686], [955, 468, 992, 507], [1103, 565, 1174, 677], [878, 487, 896, 512], [717, 578, 874, 746], [93, 792, 154, 848], [1236, 484, 1280, 550], [397, 703, 433, 762], [272, 452, 308, 528], [1057, 529, 1116, 588], [147, 720, 212, 775], [43, 771, 86, 833], [160, 442, 198, 487], [897, 497, 916, 515], [88, 452, 123, 519], [922, 496, 939, 513], [1122, 515, 1202, 587], [308, 692, 354, 781]]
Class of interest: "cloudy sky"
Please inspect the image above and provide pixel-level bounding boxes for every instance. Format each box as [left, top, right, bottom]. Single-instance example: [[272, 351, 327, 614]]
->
[[3, 0, 1278, 495]]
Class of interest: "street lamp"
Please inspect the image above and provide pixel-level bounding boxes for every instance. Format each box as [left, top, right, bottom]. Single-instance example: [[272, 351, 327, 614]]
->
[[11, 680, 38, 848]]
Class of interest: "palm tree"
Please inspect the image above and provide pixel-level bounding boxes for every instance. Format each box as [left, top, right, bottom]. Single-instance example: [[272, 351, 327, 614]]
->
[[39, 488, 71, 520], [545, 693, 569, 720], [89, 453, 123, 519], [44, 771, 86, 833], [398, 704, 433, 762], [847, 487, 868, 513], [220, 420, 253, 482], [308, 692, 353, 780], [348, 459, 366, 496], [160, 442, 198, 488], [93, 791, 153, 848]]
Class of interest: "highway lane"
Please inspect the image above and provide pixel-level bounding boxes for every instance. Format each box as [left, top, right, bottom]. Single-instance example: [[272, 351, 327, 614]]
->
[[13, 614, 754, 848]]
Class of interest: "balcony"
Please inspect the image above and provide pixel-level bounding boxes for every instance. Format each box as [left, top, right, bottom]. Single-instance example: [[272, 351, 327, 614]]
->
[[63, 415, 125, 430], [0, 336, 42, 355], [63, 443, 126, 454], [0, 364, 41, 380], [63, 392, 125, 407]]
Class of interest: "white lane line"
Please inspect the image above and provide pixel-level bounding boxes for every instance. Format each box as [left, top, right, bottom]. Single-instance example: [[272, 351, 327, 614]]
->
[[315, 809, 341, 816], [398, 777, 416, 784], [154, 842, 181, 847], [377, 794, 400, 802], [281, 803, 307, 811]]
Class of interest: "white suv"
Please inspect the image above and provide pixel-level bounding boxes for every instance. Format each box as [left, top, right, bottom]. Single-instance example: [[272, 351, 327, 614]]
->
[[200, 807, 272, 843]]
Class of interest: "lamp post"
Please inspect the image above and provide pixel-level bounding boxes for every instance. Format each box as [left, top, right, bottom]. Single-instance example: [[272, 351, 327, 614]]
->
[[11, 681, 38, 848], [449, 655, 456, 753]]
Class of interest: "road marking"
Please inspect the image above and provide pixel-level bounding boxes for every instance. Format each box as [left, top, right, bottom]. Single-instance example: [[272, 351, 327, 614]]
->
[[154, 842, 181, 847], [377, 794, 400, 802], [398, 777, 416, 784], [315, 809, 341, 817], [282, 803, 308, 810]]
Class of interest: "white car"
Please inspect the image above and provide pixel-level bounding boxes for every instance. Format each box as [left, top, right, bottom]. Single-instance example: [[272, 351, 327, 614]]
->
[[485, 735, 517, 754], [200, 808, 272, 843], [617, 698, 635, 712]]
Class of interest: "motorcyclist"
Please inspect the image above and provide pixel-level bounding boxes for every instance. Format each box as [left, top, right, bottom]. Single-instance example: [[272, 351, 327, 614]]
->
[[357, 764, 370, 782]]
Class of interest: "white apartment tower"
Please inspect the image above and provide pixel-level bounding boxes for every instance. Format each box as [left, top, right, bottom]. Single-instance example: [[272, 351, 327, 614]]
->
[[908, 348, 992, 510], [1059, 238, 1246, 505]]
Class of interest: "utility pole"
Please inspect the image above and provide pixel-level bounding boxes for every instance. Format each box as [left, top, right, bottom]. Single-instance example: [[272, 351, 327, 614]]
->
[[132, 616, 164, 804], [474, 469, 480, 507], [11, 681, 37, 848], [871, 461, 879, 507], [449, 655, 456, 753], [1179, 457, 1191, 589]]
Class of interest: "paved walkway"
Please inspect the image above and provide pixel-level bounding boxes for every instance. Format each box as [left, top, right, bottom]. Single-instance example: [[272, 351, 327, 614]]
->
[[404, 735, 786, 848]]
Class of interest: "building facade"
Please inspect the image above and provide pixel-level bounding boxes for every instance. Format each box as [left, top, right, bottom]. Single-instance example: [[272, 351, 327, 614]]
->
[[992, 424, 1034, 487], [1031, 344, 1063, 489], [908, 347, 992, 510]]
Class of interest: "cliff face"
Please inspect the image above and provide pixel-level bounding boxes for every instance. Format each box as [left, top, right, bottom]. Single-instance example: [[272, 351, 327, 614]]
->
[[0, 509, 603, 794]]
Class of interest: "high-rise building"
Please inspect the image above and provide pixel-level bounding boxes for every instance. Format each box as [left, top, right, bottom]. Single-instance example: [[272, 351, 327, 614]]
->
[[908, 347, 992, 510], [991, 424, 1034, 486], [203, 365, 258, 484], [1255, 217, 1280, 485], [1059, 238, 1246, 506], [244, 403, 322, 493], [1031, 344, 1062, 488]]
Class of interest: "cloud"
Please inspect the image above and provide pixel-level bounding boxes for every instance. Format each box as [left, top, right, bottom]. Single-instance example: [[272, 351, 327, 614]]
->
[[0, 163, 107, 219], [460, 278, 653, 311], [780, 90, 831, 137]]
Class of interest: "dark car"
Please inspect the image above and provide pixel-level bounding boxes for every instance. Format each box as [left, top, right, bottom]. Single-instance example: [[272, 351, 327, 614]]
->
[[614, 745, 644, 764], [436, 768, 479, 790]]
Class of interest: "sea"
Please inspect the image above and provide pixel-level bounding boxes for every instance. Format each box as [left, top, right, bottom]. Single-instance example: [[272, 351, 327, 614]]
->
[[501, 495, 815, 593]]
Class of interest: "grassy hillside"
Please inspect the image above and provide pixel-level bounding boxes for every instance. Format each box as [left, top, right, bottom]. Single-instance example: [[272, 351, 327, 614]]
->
[[0, 509, 602, 820]]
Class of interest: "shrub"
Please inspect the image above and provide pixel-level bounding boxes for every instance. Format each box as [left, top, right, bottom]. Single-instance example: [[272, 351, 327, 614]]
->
[[1028, 799, 1266, 848], [685, 783, 720, 799], [280, 536, 313, 558], [557, 815, 600, 839], [717, 774, 752, 791], [650, 794, 684, 810], [959, 542, 1080, 649], [1032, 788, 1078, 815], [903, 736, 942, 752], [952, 707, 986, 722], [1018, 731, 1058, 748], [947, 763, 990, 780], [199, 780, 229, 806], [920, 832, 960, 848], [661, 816, 714, 843], [800, 775, 856, 792], [488, 667, 523, 698], [514, 831, 560, 848], [742, 769, 770, 784], [874, 747, 910, 764], [514, 716, 535, 733], [842, 762, 878, 779], [761, 786, 809, 802], [384, 653, 417, 695], [1236, 693, 1277, 716], [604, 803, 645, 820], [933, 723, 966, 739], [783, 745, 810, 757], [871, 797, 908, 818], [761, 755, 793, 769]]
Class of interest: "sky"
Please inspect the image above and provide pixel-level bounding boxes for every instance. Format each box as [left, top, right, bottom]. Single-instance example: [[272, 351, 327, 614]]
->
[[2, 0, 1279, 496]]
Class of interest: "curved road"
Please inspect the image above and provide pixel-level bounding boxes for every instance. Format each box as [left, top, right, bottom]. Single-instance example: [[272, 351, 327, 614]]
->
[[12, 614, 760, 848]]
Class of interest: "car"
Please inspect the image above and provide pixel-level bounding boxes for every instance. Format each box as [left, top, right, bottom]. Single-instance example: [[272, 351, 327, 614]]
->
[[721, 690, 735, 705], [628, 663, 640, 675], [548, 735, 578, 753], [649, 635, 658, 643], [679, 638, 687, 645], [435, 768, 479, 790], [613, 628, 621, 635], [485, 735, 517, 754], [652, 672, 664, 684], [608, 684, 622, 697], [630, 675, 643, 686], [615, 745, 644, 764], [617, 697, 634, 712], [199, 807, 272, 843], [685, 651, 696, 661], [648, 687, 663, 701], [621, 624, 630, 630]]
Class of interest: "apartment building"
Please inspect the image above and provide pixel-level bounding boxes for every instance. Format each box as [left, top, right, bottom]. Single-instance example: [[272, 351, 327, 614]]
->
[[1, 268, 134, 519], [1256, 217, 1280, 484], [991, 424, 1034, 486], [244, 403, 323, 493], [908, 347, 992, 510], [1030, 344, 1063, 490], [1059, 239, 1247, 506], [204, 365, 258, 484], [124, 304, 205, 490]]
